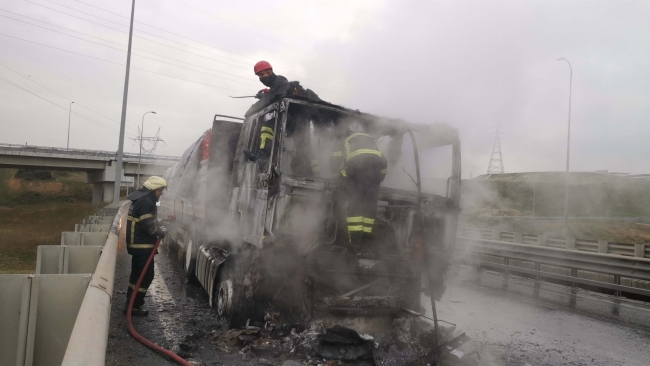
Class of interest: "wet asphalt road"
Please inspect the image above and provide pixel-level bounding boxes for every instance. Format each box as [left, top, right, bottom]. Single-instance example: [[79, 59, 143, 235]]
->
[[106, 242, 269, 366], [428, 265, 650, 366], [106, 242, 650, 366]]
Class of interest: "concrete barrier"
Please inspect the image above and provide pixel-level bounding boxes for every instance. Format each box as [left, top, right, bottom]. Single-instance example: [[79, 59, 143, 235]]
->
[[64, 246, 103, 274], [0, 274, 91, 366], [0, 275, 31, 366], [36, 246, 64, 274], [2, 205, 120, 366], [75, 224, 111, 233], [90, 224, 110, 232], [61, 232, 109, 246], [61, 232, 82, 246], [82, 232, 109, 246], [37, 246, 103, 275], [62, 203, 126, 366]]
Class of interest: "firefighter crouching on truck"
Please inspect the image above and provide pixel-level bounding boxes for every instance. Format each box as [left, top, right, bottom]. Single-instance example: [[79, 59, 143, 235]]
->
[[330, 122, 387, 254], [243, 61, 289, 166], [244, 60, 320, 176], [124, 176, 168, 316]]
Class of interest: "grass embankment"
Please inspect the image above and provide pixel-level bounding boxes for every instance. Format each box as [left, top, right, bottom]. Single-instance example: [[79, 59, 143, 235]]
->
[[461, 215, 650, 244], [461, 172, 650, 243], [462, 172, 650, 217], [0, 169, 93, 206], [0, 205, 98, 273], [0, 168, 99, 273]]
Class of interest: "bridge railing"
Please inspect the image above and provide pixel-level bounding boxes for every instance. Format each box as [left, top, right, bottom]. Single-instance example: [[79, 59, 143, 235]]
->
[[457, 227, 650, 297], [459, 227, 646, 258], [0, 143, 179, 163]]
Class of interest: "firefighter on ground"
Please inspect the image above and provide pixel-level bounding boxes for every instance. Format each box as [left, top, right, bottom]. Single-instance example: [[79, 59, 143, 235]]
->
[[244, 60, 319, 176], [330, 122, 387, 254], [124, 176, 168, 316]]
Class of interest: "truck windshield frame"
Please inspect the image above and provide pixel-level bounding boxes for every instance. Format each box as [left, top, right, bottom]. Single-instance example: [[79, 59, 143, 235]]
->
[[273, 98, 461, 198]]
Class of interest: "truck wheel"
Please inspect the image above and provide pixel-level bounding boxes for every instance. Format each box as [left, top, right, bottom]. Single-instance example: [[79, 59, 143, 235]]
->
[[216, 256, 252, 328], [183, 228, 198, 284]]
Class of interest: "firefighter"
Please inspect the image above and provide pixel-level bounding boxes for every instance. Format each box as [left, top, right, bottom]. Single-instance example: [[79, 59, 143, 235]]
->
[[245, 60, 319, 176], [331, 122, 387, 254], [124, 176, 168, 316], [251, 61, 288, 161]]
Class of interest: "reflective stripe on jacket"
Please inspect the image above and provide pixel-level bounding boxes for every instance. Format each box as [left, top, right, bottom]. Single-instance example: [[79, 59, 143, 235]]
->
[[125, 189, 161, 255], [330, 132, 387, 180]]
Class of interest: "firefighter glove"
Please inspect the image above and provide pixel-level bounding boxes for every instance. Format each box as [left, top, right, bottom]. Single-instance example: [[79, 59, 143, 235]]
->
[[255, 88, 269, 99], [158, 226, 168, 238]]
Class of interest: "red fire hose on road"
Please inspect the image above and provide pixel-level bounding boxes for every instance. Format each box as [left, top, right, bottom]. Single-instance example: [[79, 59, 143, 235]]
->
[[126, 238, 193, 366]]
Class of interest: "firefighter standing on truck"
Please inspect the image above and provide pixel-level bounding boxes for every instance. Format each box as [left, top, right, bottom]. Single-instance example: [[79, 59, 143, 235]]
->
[[330, 122, 387, 254], [124, 176, 168, 316]]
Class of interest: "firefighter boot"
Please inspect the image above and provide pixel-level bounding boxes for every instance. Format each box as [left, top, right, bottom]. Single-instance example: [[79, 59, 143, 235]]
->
[[123, 301, 149, 317], [124, 289, 149, 317]]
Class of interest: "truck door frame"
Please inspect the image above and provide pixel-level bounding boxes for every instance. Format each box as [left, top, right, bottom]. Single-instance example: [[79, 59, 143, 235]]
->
[[233, 102, 285, 248]]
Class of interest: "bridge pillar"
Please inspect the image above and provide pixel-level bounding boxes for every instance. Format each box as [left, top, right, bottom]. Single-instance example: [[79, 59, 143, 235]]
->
[[103, 182, 115, 203], [91, 183, 115, 204], [92, 184, 102, 205], [87, 162, 119, 205]]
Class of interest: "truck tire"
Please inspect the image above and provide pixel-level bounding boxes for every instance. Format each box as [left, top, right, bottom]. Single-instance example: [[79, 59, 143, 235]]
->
[[183, 227, 198, 284], [215, 255, 253, 328]]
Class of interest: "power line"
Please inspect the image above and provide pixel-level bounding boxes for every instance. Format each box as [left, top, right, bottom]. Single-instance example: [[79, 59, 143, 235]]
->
[[0, 13, 260, 87], [71, 0, 306, 68], [1, 38, 131, 116], [0, 10, 255, 82], [21, 1, 341, 92], [0, 33, 253, 94], [169, 0, 309, 56], [0, 61, 139, 134], [0, 75, 134, 136], [161, 141, 177, 156], [27, 0, 254, 70], [72, 0, 261, 63]]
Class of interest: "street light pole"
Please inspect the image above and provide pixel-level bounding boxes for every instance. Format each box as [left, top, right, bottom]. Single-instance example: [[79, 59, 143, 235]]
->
[[557, 57, 573, 237], [67, 101, 74, 149], [137, 111, 156, 188], [113, 0, 136, 204]]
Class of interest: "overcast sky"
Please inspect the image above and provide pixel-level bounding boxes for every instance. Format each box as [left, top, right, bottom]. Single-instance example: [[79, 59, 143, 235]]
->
[[1, 0, 649, 178]]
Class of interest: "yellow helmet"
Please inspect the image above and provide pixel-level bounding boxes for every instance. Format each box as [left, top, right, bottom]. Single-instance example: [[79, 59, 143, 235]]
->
[[143, 176, 167, 190]]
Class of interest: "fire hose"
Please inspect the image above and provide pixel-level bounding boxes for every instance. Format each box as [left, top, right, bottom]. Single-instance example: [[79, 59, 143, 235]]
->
[[126, 238, 193, 366]]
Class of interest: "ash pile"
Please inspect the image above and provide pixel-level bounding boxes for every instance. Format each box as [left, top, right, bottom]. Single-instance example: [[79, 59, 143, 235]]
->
[[210, 311, 480, 366]]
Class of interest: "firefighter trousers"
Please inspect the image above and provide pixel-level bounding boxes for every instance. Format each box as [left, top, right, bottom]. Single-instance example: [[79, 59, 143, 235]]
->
[[126, 253, 155, 309], [344, 159, 383, 252]]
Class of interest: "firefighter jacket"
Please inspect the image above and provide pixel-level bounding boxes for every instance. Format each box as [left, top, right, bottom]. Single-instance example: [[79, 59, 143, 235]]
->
[[247, 75, 290, 158], [330, 132, 387, 180], [245, 75, 289, 118], [126, 188, 164, 255]]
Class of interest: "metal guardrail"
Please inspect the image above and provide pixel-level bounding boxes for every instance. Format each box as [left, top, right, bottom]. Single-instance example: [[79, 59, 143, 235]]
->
[[474, 216, 650, 222], [0, 143, 179, 163], [460, 228, 647, 258], [457, 228, 650, 297]]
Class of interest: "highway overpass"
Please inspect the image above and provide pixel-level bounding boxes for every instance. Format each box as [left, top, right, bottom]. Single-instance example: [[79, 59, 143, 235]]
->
[[0, 143, 179, 204]]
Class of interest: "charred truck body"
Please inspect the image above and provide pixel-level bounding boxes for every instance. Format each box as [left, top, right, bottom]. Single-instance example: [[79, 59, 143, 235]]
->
[[160, 97, 461, 328]]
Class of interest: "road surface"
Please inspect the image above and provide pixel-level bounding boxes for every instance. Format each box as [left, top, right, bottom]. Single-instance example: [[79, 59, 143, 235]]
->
[[105, 243, 650, 365], [429, 265, 650, 365]]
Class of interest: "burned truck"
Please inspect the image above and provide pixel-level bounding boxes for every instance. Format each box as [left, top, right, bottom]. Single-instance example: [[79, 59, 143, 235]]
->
[[159, 97, 461, 328]]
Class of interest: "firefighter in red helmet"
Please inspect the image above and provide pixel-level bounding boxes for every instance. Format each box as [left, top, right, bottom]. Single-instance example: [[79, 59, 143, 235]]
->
[[248, 61, 289, 162]]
